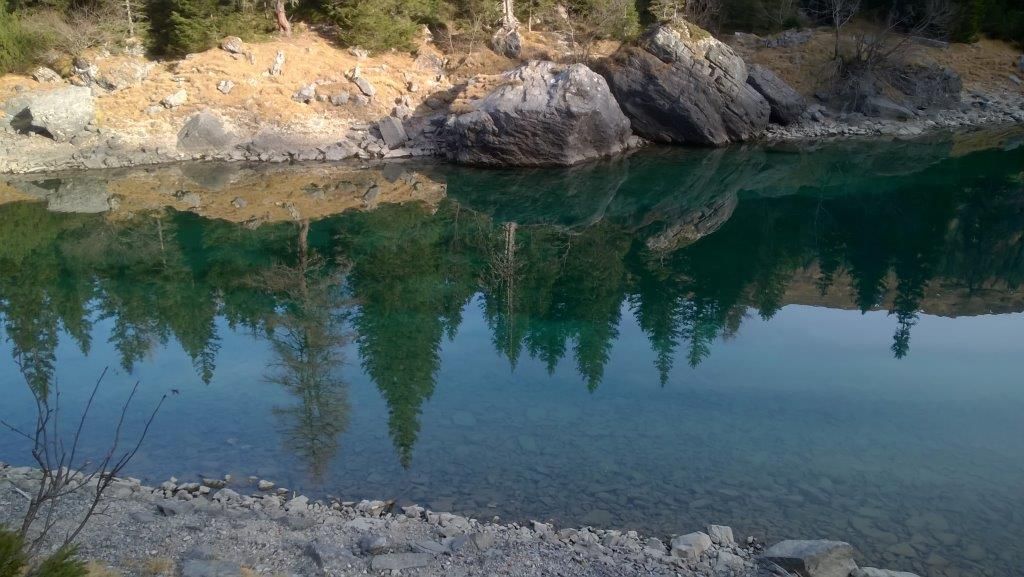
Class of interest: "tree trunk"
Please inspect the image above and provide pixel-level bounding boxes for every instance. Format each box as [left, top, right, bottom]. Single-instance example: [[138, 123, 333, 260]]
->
[[502, 0, 518, 29], [275, 0, 292, 37]]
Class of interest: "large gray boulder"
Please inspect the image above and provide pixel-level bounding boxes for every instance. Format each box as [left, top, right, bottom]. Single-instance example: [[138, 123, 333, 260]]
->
[[445, 61, 632, 167], [178, 110, 237, 153], [3, 86, 94, 142], [595, 21, 769, 146], [746, 63, 806, 125], [760, 540, 857, 577]]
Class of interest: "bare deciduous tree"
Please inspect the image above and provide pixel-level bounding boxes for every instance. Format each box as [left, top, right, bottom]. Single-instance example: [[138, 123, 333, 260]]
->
[[684, 0, 722, 29], [848, 0, 954, 69], [811, 0, 862, 59], [1, 369, 165, 563]]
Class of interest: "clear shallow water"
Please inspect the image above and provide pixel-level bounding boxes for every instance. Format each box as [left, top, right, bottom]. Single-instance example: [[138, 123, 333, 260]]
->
[[2, 132, 1024, 577]]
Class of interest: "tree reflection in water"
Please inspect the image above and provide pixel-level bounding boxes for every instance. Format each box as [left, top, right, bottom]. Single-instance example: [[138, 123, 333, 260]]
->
[[1, 134, 1023, 468]]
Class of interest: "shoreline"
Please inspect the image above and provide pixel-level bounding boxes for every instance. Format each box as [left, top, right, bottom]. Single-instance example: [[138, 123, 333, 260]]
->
[[0, 462, 921, 577], [2, 91, 1022, 176]]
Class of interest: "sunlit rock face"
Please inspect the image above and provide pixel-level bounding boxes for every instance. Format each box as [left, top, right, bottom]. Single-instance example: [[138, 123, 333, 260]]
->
[[445, 61, 633, 167], [596, 21, 769, 146]]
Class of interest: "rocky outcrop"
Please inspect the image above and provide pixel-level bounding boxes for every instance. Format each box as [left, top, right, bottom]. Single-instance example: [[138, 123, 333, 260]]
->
[[746, 63, 806, 125], [445, 61, 632, 167], [3, 86, 95, 142], [595, 21, 769, 146]]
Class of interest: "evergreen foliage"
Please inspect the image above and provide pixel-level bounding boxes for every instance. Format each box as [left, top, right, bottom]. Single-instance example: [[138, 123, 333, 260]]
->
[[0, 5, 41, 74], [327, 0, 444, 51], [31, 548, 87, 577], [0, 530, 28, 577]]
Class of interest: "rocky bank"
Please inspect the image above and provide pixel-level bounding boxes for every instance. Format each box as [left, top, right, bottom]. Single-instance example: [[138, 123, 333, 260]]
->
[[1, 24, 1021, 172], [0, 463, 924, 577]]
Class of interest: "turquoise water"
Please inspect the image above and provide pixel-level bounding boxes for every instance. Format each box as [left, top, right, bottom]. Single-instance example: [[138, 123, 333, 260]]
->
[[2, 131, 1024, 577]]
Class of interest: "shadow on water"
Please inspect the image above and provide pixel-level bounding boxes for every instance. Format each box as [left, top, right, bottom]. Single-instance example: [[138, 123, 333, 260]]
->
[[1, 129, 1023, 576]]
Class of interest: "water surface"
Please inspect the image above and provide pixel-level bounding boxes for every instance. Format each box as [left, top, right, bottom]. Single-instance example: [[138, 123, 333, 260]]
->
[[2, 131, 1024, 577]]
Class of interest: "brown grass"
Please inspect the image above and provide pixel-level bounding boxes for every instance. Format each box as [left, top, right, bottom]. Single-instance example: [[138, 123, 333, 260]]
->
[[730, 22, 1024, 98], [139, 557, 175, 577], [85, 561, 121, 577]]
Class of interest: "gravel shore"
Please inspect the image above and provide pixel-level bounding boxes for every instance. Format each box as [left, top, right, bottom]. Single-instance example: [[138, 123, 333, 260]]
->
[[1, 463, 773, 577]]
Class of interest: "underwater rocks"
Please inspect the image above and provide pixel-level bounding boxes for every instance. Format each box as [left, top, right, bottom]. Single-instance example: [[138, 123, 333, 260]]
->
[[760, 540, 857, 577]]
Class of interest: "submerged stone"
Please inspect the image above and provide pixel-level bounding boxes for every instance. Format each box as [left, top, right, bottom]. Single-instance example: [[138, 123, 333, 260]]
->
[[760, 540, 857, 577]]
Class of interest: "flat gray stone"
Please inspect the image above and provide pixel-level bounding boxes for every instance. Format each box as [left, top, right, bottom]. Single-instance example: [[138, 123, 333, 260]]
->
[[369, 553, 432, 571], [377, 117, 407, 149], [411, 540, 447, 555], [358, 534, 389, 555], [305, 540, 361, 571], [761, 540, 857, 577], [671, 532, 712, 560], [353, 77, 376, 97]]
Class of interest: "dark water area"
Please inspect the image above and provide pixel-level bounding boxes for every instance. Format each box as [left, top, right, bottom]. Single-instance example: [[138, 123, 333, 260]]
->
[[2, 131, 1024, 577]]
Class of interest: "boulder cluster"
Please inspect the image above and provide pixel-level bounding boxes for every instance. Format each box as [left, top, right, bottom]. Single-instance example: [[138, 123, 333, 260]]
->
[[445, 20, 808, 166]]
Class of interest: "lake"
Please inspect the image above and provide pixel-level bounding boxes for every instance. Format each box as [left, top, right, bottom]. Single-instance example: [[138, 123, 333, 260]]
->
[[2, 129, 1023, 577]]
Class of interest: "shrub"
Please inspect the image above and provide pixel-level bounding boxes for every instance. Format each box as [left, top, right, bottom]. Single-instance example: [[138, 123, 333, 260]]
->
[[328, 0, 444, 51], [31, 547, 87, 577], [147, 0, 274, 57], [0, 6, 42, 74], [0, 529, 28, 577]]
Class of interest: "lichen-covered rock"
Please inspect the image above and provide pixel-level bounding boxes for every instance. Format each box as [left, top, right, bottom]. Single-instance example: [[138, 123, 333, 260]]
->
[[595, 21, 769, 146], [746, 63, 806, 125], [445, 61, 632, 167]]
